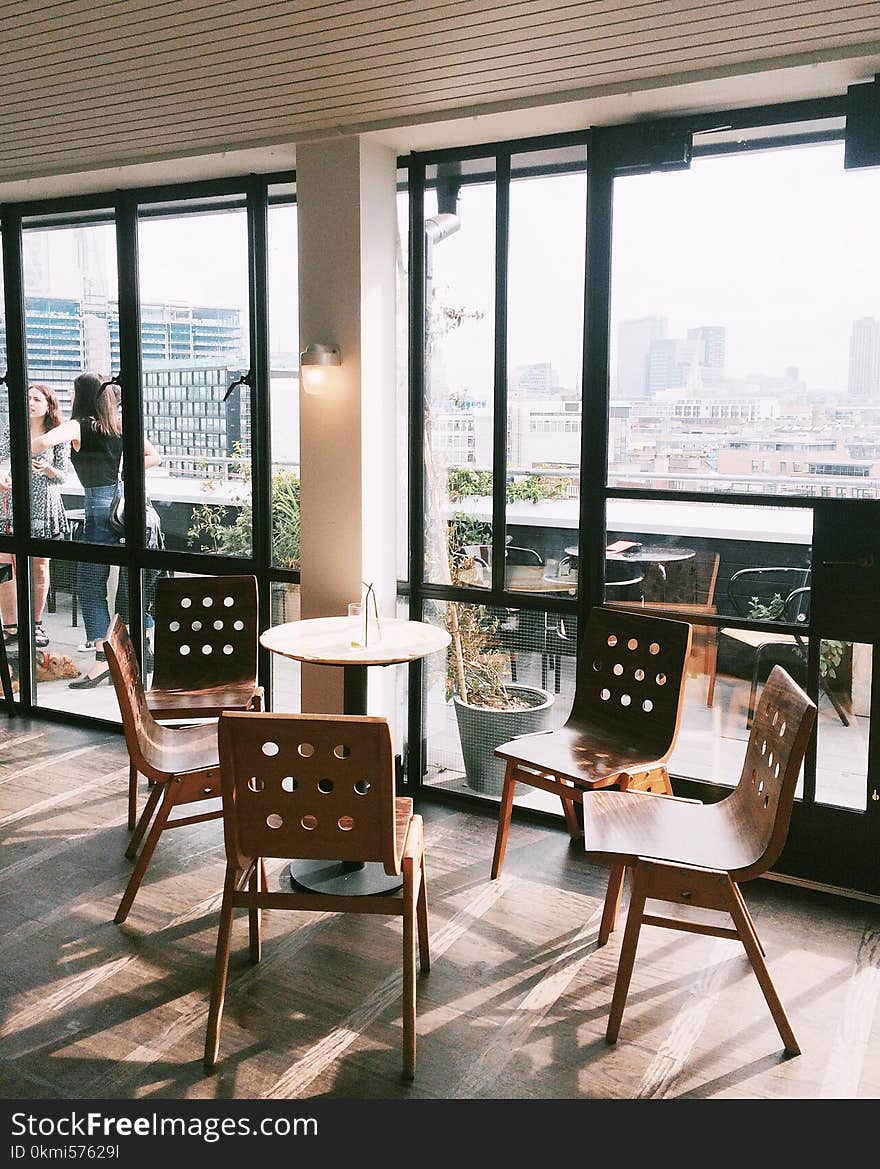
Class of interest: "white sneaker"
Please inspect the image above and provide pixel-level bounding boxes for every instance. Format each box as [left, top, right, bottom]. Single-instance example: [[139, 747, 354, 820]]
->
[[77, 639, 95, 652]]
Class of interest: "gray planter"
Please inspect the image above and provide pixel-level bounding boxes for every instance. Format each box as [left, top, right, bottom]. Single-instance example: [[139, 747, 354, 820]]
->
[[453, 685, 555, 797]]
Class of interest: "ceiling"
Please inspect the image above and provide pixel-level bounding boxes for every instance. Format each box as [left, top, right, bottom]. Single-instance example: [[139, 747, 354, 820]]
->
[[0, 0, 878, 201]]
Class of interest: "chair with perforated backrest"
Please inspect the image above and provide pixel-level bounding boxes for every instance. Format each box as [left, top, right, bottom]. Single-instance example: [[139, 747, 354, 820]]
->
[[103, 615, 222, 925], [583, 665, 816, 1055], [204, 711, 430, 1080], [126, 574, 263, 833], [491, 605, 692, 879]]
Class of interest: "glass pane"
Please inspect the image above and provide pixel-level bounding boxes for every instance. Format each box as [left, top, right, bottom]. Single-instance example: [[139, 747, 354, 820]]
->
[[424, 160, 496, 588], [21, 218, 119, 549], [609, 138, 880, 500], [138, 208, 252, 560], [505, 148, 586, 595], [31, 552, 120, 720], [269, 580, 301, 710], [0, 237, 9, 538], [816, 640, 869, 811], [421, 597, 572, 802], [396, 171, 409, 584], [267, 195, 300, 570]]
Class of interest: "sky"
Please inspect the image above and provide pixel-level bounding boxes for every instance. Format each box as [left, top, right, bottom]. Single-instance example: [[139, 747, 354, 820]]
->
[[429, 138, 880, 395], [7, 138, 880, 394]]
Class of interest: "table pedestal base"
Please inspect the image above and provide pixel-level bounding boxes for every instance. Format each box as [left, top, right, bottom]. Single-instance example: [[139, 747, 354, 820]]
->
[[281, 859, 403, 896]]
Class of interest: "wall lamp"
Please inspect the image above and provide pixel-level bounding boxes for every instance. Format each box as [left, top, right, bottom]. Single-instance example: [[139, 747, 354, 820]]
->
[[300, 342, 341, 395]]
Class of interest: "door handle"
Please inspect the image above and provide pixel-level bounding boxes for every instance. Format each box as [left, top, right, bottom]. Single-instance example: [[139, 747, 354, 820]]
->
[[820, 555, 874, 569]]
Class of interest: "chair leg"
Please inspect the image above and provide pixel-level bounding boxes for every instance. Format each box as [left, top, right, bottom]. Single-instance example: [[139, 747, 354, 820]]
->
[[114, 785, 175, 924], [248, 860, 262, 965], [730, 880, 765, 958], [560, 786, 583, 840], [606, 864, 650, 1044], [598, 864, 627, 946], [127, 761, 138, 831], [725, 879, 799, 1055], [705, 633, 718, 707], [490, 761, 518, 879], [746, 647, 763, 729], [402, 857, 417, 1081], [417, 851, 430, 973], [204, 866, 239, 1072], [125, 778, 164, 860]]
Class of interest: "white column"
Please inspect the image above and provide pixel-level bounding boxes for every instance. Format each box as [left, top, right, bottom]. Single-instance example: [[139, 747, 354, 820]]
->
[[297, 136, 398, 715]]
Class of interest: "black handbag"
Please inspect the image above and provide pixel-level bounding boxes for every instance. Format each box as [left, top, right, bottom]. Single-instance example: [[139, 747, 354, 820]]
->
[[107, 477, 164, 550]]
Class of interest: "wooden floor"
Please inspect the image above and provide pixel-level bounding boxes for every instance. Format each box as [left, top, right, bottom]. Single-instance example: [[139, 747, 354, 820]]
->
[[1, 711, 878, 1102]]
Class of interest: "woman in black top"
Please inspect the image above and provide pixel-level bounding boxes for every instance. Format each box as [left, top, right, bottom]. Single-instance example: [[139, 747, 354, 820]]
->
[[32, 373, 160, 687]]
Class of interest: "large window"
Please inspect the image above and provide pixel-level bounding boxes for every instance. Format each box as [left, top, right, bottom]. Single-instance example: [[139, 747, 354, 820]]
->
[[0, 176, 296, 720], [407, 111, 880, 895]]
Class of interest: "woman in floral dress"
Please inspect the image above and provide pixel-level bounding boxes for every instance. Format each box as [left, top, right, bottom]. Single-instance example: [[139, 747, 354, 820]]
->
[[0, 383, 70, 649]]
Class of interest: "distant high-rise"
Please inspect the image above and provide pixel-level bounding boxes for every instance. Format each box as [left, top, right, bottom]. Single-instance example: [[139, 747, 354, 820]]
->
[[848, 316, 880, 399], [687, 324, 725, 381], [646, 337, 702, 393], [616, 316, 667, 398]]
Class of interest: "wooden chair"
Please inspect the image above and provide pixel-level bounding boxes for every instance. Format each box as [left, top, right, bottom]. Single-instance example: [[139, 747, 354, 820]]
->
[[491, 605, 692, 879], [636, 550, 721, 703], [204, 711, 430, 1080], [103, 615, 222, 925], [584, 664, 816, 1054], [127, 574, 263, 832]]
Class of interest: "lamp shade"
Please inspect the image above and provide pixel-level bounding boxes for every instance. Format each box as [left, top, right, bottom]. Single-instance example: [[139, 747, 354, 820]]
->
[[300, 342, 341, 395]]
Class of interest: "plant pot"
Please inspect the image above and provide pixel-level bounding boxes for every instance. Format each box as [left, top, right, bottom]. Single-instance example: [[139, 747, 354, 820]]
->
[[453, 684, 554, 797]]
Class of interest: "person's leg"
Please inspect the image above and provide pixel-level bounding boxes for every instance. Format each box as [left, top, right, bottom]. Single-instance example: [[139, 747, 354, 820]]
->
[[71, 486, 116, 686], [32, 558, 50, 621], [0, 552, 17, 637]]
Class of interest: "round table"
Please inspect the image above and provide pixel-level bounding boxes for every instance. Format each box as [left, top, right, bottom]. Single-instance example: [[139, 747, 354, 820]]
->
[[260, 615, 450, 895], [457, 563, 577, 595], [605, 543, 696, 582]]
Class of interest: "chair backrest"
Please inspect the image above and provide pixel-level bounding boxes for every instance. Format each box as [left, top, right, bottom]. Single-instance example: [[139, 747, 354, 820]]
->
[[217, 711, 400, 874], [104, 615, 167, 780], [569, 606, 692, 761], [726, 665, 816, 881], [151, 574, 258, 690], [728, 566, 811, 622], [505, 545, 543, 566]]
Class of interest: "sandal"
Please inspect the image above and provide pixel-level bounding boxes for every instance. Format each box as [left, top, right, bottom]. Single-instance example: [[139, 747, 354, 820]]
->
[[2, 624, 17, 644], [34, 622, 50, 648]]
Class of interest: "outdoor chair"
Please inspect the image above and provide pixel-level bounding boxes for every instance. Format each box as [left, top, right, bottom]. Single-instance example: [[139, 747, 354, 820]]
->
[[103, 615, 222, 925], [204, 711, 430, 1079], [636, 550, 721, 703], [707, 566, 848, 728], [584, 664, 816, 1055], [127, 573, 263, 831], [490, 605, 692, 878]]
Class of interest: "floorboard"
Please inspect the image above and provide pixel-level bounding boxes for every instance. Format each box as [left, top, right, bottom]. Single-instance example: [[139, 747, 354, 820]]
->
[[1, 712, 878, 1102]]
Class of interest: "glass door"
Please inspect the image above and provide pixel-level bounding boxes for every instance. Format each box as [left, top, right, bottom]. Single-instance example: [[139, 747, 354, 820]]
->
[[604, 128, 880, 894]]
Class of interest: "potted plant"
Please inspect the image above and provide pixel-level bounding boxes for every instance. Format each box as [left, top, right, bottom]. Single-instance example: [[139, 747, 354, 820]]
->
[[445, 558, 554, 797]]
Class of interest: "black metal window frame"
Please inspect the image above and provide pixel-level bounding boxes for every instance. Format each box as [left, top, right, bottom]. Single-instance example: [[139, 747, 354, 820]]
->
[[0, 171, 296, 725], [401, 92, 860, 796]]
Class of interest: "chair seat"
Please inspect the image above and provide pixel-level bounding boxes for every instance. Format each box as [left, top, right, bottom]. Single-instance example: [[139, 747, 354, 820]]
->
[[151, 720, 220, 777], [496, 724, 669, 790], [147, 681, 263, 720], [720, 628, 796, 649], [585, 788, 763, 877]]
